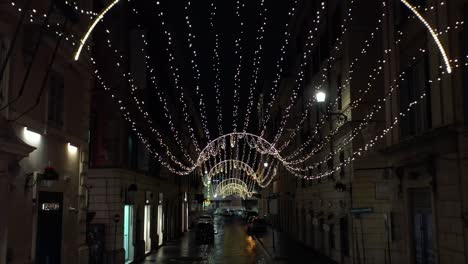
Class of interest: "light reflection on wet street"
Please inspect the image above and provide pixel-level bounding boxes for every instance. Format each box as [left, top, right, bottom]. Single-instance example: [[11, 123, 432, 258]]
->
[[141, 215, 270, 264]]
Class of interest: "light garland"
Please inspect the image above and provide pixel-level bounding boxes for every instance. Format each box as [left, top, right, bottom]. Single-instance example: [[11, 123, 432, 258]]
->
[[286, 59, 464, 178], [153, 0, 202, 152], [184, 0, 211, 141], [74, 0, 120, 61], [231, 0, 246, 132], [284, 9, 461, 165], [208, 0, 224, 136], [399, 0, 452, 73], [270, 1, 329, 147], [242, 0, 268, 133], [259, 0, 300, 138], [100, 30, 198, 169], [277, 0, 451, 161], [17, 0, 461, 187], [214, 179, 252, 199]]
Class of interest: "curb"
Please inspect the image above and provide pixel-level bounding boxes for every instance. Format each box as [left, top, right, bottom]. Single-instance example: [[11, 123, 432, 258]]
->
[[252, 234, 275, 261]]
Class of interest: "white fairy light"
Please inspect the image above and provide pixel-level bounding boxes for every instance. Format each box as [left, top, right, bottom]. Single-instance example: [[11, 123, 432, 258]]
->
[[209, 1, 224, 136], [242, 0, 268, 133], [231, 0, 246, 132], [20, 0, 462, 185], [74, 0, 120, 61], [399, 0, 452, 74], [259, 0, 300, 138], [152, 0, 202, 152], [184, 0, 211, 140]]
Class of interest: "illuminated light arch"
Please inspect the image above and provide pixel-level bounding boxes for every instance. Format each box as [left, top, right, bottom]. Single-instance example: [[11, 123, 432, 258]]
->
[[206, 159, 258, 181], [196, 132, 281, 165], [203, 159, 278, 188], [214, 178, 252, 199], [74, 0, 120, 61], [399, 0, 452, 73], [70, 0, 453, 183]]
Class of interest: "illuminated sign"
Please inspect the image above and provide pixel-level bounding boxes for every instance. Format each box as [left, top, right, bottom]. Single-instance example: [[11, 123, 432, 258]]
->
[[41, 203, 60, 211]]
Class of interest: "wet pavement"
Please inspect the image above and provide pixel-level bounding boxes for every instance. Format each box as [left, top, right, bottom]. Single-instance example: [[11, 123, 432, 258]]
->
[[140, 215, 335, 264], [140, 215, 270, 264], [254, 229, 336, 264]]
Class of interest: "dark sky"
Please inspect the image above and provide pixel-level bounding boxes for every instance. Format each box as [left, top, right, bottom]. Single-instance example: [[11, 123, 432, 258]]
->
[[128, 0, 295, 139]]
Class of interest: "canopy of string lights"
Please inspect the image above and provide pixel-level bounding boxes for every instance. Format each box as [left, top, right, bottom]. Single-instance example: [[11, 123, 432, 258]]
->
[[11, 0, 461, 198]]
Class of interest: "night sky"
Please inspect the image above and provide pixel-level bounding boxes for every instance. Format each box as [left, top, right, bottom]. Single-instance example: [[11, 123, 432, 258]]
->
[[127, 0, 296, 140]]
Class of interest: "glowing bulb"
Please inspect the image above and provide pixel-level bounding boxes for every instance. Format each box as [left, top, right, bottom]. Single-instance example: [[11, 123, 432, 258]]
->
[[264, 162, 268, 168], [316, 91, 326, 103]]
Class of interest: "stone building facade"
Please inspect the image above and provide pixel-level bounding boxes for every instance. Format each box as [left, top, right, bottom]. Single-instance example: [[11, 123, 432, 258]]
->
[[264, 0, 468, 264], [0, 0, 93, 263]]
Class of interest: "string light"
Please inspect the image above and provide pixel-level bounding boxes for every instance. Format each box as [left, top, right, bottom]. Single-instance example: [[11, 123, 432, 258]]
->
[[399, 0, 452, 73], [184, 0, 211, 140], [153, 0, 202, 152], [18, 0, 461, 187], [209, 0, 224, 136], [285, 62, 464, 178], [74, 0, 120, 61], [284, 11, 462, 164], [99, 31, 197, 169], [231, 0, 246, 132], [259, 0, 300, 138], [242, 0, 268, 133]]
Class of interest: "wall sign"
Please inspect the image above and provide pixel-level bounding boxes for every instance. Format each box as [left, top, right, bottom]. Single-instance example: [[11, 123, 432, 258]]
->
[[41, 203, 60, 211]]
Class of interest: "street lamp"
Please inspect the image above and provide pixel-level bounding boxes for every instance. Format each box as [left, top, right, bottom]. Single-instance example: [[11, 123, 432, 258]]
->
[[314, 91, 348, 122], [315, 91, 326, 103]]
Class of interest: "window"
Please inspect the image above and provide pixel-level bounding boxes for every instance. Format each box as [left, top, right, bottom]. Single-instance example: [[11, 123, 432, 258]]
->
[[48, 72, 64, 127], [399, 54, 431, 139]]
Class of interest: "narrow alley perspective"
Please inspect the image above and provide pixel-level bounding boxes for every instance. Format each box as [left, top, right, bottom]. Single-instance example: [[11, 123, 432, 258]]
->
[[140, 209, 334, 264], [1, 0, 468, 263]]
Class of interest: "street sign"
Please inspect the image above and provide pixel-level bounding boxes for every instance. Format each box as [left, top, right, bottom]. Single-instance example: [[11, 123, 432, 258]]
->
[[350, 207, 373, 214]]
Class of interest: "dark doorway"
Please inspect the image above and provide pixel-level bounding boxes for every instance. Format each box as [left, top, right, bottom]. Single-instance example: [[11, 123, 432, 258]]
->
[[410, 188, 434, 264], [36, 191, 63, 264]]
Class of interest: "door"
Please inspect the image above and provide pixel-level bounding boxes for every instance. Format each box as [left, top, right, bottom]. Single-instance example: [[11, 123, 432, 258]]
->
[[124, 205, 134, 263], [157, 204, 164, 246], [36, 191, 63, 264], [410, 188, 434, 264], [144, 205, 151, 254], [181, 203, 185, 232], [306, 213, 313, 247]]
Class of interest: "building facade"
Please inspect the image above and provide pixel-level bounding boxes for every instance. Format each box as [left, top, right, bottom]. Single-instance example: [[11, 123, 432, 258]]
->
[[0, 0, 93, 263], [86, 1, 202, 263], [265, 0, 468, 264]]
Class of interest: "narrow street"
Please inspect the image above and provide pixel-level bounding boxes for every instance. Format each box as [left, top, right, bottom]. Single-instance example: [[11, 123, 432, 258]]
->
[[1, 0, 466, 263], [140, 215, 335, 264], [140, 215, 271, 264]]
